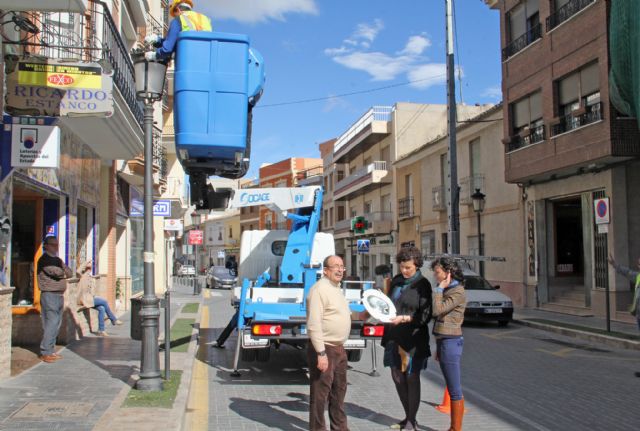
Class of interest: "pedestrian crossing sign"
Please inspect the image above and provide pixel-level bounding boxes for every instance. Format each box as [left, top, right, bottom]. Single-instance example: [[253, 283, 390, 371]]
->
[[357, 239, 370, 254]]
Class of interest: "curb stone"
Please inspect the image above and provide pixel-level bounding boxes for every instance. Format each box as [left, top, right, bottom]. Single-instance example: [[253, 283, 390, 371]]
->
[[513, 318, 640, 351]]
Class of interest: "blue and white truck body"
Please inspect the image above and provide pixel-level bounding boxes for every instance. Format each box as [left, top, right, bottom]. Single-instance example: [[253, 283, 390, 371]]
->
[[228, 186, 383, 373]]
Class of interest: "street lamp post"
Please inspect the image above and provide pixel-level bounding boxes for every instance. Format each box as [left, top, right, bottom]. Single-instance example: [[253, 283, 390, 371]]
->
[[471, 188, 486, 277], [132, 50, 168, 391]]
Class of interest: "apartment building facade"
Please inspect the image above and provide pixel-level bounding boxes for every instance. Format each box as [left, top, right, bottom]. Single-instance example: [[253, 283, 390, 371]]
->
[[487, 0, 640, 319], [395, 105, 528, 305], [327, 103, 490, 281]]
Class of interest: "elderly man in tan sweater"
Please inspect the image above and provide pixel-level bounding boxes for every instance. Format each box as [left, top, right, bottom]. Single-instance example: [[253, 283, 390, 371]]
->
[[306, 255, 351, 431]]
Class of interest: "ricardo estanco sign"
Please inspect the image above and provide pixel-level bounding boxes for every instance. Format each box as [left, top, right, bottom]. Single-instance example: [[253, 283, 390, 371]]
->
[[4, 58, 114, 118]]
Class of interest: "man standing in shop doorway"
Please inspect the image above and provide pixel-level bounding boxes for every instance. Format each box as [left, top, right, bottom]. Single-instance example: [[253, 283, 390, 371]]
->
[[38, 236, 73, 363]]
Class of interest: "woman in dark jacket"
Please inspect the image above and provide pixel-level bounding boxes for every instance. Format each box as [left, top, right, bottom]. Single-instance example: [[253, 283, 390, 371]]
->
[[381, 246, 432, 430]]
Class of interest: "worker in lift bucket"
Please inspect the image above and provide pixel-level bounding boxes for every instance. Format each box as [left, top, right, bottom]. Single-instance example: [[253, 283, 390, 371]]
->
[[144, 0, 212, 61]]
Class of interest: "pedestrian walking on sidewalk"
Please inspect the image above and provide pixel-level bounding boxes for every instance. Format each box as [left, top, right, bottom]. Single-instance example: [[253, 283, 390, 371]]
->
[[381, 246, 432, 431], [431, 257, 466, 431], [76, 261, 122, 336], [37, 236, 73, 363], [306, 255, 351, 431]]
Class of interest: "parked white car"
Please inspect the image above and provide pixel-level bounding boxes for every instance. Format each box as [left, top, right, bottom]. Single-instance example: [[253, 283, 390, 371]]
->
[[178, 265, 196, 276], [424, 261, 514, 327]]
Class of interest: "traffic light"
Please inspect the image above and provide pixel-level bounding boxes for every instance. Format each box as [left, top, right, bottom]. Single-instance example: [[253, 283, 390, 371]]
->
[[351, 216, 368, 234]]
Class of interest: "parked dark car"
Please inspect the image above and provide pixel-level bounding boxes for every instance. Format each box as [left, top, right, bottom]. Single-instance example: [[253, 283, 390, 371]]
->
[[206, 266, 237, 289]]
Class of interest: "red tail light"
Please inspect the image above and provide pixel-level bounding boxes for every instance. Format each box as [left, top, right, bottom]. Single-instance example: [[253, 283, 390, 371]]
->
[[362, 325, 384, 337], [252, 324, 282, 336]]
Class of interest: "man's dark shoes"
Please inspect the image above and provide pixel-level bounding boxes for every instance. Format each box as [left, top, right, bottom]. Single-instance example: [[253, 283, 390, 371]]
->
[[212, 341, 225, 349]]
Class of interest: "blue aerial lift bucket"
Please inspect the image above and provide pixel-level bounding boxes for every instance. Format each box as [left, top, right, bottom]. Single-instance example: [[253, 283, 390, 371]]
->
[[173, 31, 264, 208]]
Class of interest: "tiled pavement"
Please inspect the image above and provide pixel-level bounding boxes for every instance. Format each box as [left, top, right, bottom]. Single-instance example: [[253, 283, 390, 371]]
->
[[0, 284, 202, 431]]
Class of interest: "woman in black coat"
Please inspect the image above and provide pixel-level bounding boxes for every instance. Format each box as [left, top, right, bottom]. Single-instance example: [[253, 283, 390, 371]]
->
[[381, 246, 432, 430]]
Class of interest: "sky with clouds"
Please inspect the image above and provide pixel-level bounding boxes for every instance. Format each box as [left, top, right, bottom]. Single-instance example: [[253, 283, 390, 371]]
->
[[198, 0, 501, 179]]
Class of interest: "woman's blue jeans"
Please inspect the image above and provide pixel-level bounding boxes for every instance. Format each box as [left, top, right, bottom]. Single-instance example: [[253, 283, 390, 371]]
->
[[93, 296, 117, 331], [437, 337, 464, 401]]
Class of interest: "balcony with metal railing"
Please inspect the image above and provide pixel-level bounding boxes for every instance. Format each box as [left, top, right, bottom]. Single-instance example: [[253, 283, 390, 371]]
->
[[5, 2, 145, 160], [333, 106, 393, 163], [502, 23, 542, 60], [333, 161, 391, 201], [507, 124, 545, 152], [398, 197, 415, 219], [296, 166, 324, 187], [550, 102, 603, 137], [459, 174, 485, 205], [546, 0, 595, 31]]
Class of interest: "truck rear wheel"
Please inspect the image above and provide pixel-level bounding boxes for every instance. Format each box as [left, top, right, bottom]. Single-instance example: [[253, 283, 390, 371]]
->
[[347, 349, 363, 362]]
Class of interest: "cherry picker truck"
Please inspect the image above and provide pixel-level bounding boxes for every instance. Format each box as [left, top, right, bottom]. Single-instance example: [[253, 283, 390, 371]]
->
[[227, 186, 384, 376]]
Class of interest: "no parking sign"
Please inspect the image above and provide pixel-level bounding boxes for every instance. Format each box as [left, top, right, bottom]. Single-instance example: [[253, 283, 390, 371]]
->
[[594, 197, 610, 225]]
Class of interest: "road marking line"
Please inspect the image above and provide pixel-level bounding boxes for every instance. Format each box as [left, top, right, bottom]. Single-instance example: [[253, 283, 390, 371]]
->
[[571, 353, 638, 362], [204, 289, 210, 299], [480, 329, 524, 340], [184, 305, 209, 430], [536, 347, 575, 357]]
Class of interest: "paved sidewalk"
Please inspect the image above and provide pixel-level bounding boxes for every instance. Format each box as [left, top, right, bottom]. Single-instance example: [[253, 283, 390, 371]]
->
[[0, 284, 203, 431], [514, 307, 640, 350]]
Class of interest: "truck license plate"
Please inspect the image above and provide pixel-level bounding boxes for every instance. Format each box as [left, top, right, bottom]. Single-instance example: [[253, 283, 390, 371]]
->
[[484, 308, 502, 314]]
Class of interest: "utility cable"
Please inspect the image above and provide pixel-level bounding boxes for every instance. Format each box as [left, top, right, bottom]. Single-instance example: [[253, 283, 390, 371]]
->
[[256, 73, 447, 108]]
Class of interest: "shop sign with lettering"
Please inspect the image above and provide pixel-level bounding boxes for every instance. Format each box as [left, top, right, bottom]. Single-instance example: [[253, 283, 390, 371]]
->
[[4, 59, 114, 117]]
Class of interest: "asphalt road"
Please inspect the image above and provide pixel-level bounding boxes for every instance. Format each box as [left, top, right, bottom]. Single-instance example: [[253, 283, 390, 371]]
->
[[188, 289, 640, 430]]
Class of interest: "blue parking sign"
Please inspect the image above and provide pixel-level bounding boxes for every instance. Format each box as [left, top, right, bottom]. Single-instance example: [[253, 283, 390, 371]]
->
[[357, 239, 370, 254]]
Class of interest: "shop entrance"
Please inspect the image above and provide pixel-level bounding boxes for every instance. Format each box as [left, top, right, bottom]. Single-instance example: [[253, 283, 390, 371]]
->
[[10, 199, 37, 306], [553, 198, 584, 278], [11, 181, 61, 312], [547, 197, 586, 306]]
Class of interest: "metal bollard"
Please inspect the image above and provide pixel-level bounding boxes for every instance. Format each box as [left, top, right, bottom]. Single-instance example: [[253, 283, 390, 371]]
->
[[165, 289, 171, 380], [192, 276, 197, 295]]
